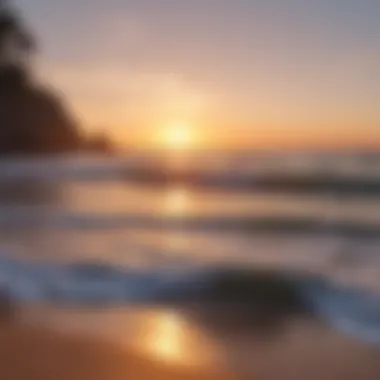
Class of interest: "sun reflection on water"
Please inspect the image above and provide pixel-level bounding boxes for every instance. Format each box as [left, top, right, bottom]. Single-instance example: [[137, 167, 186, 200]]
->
[[150, 312, 186, 363], [160, 187, 191, 254], [164, 186, 189, 217], [133, 310, 214, 368]]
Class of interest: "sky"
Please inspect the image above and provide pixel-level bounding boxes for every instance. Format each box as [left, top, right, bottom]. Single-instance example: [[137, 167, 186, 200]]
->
[[15, 0, 380, 149]]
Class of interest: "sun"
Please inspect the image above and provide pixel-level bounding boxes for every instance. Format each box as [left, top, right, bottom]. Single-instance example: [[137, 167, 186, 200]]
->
[[159, 122, 195, 150]]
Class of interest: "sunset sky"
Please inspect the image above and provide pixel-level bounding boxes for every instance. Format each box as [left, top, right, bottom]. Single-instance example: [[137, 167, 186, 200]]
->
[[17, 0, 380, 149]]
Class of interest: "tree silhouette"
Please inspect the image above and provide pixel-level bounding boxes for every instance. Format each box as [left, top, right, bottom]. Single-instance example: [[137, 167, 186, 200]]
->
[[0, 0, 85, 155], [0, 0, 34, 73]]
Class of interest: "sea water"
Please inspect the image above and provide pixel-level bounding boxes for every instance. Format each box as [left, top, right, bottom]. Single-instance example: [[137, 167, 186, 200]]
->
[[0, 151, 379, 345]]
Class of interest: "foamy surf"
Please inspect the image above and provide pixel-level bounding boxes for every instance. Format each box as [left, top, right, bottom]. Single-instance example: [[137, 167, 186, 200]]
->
[[0, 256, 379, 346], [0, 156, 380, 197]]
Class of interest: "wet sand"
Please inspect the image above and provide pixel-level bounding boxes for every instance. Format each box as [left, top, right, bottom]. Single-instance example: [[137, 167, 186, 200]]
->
[[0, 318, 233, 380], [0, 306, 379, 380]]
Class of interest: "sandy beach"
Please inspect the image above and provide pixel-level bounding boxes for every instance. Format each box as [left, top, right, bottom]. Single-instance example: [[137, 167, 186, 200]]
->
[[0, 305, 377, 380], [0, 314, 233, 380]]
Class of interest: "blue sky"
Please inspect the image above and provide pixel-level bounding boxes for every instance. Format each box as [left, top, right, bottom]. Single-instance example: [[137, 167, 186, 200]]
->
[[15, 0, 380, 147]]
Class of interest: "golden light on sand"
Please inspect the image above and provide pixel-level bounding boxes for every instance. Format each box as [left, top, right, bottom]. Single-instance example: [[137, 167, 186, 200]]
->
[[139, 310, 215, 368], [151, 312, 185, 363]]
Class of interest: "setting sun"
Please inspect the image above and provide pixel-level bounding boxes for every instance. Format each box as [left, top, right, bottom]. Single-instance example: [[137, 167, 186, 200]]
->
[[159, 123, 196, 150]]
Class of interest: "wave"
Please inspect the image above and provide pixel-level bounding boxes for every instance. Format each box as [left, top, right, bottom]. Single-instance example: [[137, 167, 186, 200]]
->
[[0, 158, 128, 182], [0, 158, 380, 197], [303, 282, 380, 345], [123, 167, 380, 197], [0, 257, 380, 345], [1, 209, 380, 238]]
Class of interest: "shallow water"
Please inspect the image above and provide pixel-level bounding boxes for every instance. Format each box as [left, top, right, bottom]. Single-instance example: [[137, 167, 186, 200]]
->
[[0, 152, 379, 346]]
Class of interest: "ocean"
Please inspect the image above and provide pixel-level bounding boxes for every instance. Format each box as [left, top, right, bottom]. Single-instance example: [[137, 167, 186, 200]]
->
[[0, 151, 380, 353]]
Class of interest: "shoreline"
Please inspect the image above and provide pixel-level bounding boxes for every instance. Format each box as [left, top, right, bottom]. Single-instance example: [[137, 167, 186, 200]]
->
[[1, 305, 377, 380], [0, 311, 234, 380]]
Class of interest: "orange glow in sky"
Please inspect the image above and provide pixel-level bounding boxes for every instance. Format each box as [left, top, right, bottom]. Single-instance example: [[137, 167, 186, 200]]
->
[[30, 1, 380, 150]]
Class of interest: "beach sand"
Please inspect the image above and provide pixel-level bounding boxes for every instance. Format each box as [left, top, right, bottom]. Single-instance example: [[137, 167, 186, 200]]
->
[[0, 317, 233, 380], [0, 306, 379, 380]]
